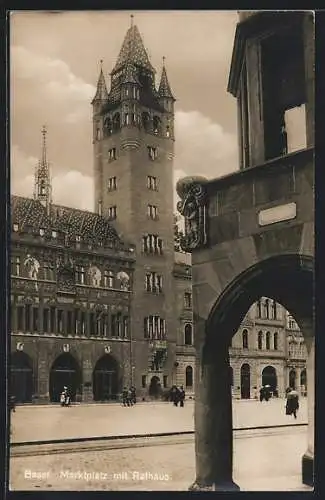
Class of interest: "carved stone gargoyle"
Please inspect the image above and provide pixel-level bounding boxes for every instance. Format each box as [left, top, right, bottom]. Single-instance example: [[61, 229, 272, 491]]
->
[[176, 176, 208, 252]]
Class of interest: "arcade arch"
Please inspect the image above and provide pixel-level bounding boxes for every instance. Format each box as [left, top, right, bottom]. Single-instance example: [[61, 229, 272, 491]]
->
[[92, 354, 119, 401], [193, 254, 314, 490], [11, 351, 34, 403], [49, 353, 81, 402]]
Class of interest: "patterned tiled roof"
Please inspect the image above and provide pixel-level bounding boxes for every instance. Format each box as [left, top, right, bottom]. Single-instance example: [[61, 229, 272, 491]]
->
[[112, 24, 155, 74], [11, 195, 123, 245], [158, 65, 175, 100], [121, 63, 139, 84]]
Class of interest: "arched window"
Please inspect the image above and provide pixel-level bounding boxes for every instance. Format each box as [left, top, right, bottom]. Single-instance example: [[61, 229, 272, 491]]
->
[[274, 332, 278, 350], [166, 126, 170, 138], [272, 300, 277, 319], [264, 299, 269, 319], [257, 299, 262, 318], [258, 331, 263, 350], [185, 366, 193, 387], [184, 324, 192, 345], [242, 329, 248, 349], [266, 331, 271, 350]]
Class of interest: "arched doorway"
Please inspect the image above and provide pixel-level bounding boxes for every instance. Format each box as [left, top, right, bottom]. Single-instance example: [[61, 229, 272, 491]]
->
[[289, 369, 297, 389], [193, 254, 314, 489], [148, 376, 161, 399], [186, 366, 193, 388], [11, 351, 33, 403], [262, 365, 277, 393], [93, 354, 119, 401], [49, 353, 81, 402], [240, 364, 250, 399]]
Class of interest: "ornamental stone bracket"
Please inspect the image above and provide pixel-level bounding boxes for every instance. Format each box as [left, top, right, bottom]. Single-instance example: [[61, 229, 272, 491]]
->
[[176, 176, 208, 252]]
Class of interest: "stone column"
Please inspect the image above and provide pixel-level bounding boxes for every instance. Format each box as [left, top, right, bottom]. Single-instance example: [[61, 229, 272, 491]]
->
[[302, 336, 314, 486], [82, 359, 93, 402], [190, 341, 239, 491]]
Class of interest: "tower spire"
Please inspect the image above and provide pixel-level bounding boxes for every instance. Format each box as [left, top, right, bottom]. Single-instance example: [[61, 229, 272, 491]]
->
[[92, 59, 109, 104], [34, 125, 52, 214], [112, 20, 155, 74], [158, 57, 175, 100]]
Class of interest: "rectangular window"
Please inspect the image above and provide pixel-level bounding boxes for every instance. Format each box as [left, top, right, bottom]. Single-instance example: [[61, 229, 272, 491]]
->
[[32, 308, 38, 332], [142, 235, 163, 255], [89, 313, 95, 336], [108, 148, 117, 161], [163, 375, 168, 388], [104, 271, 114, 288], [57, 310, 63, 334], [67, 311, 73, 335], [17, 306, 23, 330], [147, 204, 158, 220], [107, 206, 117, 220], [142, 375, 147, 388], [147, 146, 158, 161], [107, 176, 117, 191], [50, 307, 56, 332], [123, 317, 128, 338], [184, 292, 192, 309], [147, 176, 157, 191], [43, 308, 49, 333], [25, 305, 31, 332], [145, 272, 163, 293], [80, 311, 86, 335], [74, 309, 79, 335]]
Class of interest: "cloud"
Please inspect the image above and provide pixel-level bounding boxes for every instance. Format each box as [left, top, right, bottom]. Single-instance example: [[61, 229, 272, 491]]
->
[[11, 145, 94, 210], [174, 110, 238, 180]]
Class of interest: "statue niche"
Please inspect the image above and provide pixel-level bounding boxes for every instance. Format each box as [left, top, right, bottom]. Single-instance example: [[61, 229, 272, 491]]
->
[[88, 265, 102, 288], [116, 271, 130, 291], [176, 176, 208, 252]]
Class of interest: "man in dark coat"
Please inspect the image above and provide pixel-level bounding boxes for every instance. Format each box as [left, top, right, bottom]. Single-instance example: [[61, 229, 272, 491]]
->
[[286, 388, 299, 418], [179, 386, 185, 407]]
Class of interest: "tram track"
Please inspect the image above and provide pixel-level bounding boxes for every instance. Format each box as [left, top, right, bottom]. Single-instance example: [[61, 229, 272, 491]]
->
[[10, 423, 307, 457]]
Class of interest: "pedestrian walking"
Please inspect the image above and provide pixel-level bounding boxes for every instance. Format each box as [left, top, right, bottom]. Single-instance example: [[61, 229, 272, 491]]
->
[[130, 386, 136, 405], [122, 386, 129, 407], [285, 388, 299, 418], [60, 386, 71, 407], [179, 386, 185, 408], [128, 387, 133, 406], [259, 386, 265, 402]]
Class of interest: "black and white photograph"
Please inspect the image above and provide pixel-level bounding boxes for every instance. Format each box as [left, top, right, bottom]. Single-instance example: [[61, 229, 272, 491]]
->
[[8, 10, 314, 492]]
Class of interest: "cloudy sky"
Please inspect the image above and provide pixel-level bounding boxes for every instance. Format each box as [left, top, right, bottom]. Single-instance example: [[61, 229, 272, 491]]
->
[[10, 10, 240, 211]]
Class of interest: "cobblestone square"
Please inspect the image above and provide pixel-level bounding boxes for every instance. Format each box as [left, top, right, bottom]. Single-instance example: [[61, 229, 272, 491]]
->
[[11, 397, 307, 443]]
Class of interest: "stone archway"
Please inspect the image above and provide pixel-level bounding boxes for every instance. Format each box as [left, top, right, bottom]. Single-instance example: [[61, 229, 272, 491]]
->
[[192, 254, 314, 490], [11, 351, 34, 403], [262, 365, 278, 393], [49, 353, 81, 402], [92, 354, 119, 401]]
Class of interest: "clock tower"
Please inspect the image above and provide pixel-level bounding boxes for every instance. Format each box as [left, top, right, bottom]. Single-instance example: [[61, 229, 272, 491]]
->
[[92, 17, 177, 391]]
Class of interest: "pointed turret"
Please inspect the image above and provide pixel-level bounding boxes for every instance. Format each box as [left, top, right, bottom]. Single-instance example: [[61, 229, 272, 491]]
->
[[92, 60, 109, 104], [34, 125, 52, 215], [112, 16, 155, 74], [158, 58, 175, 101]]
